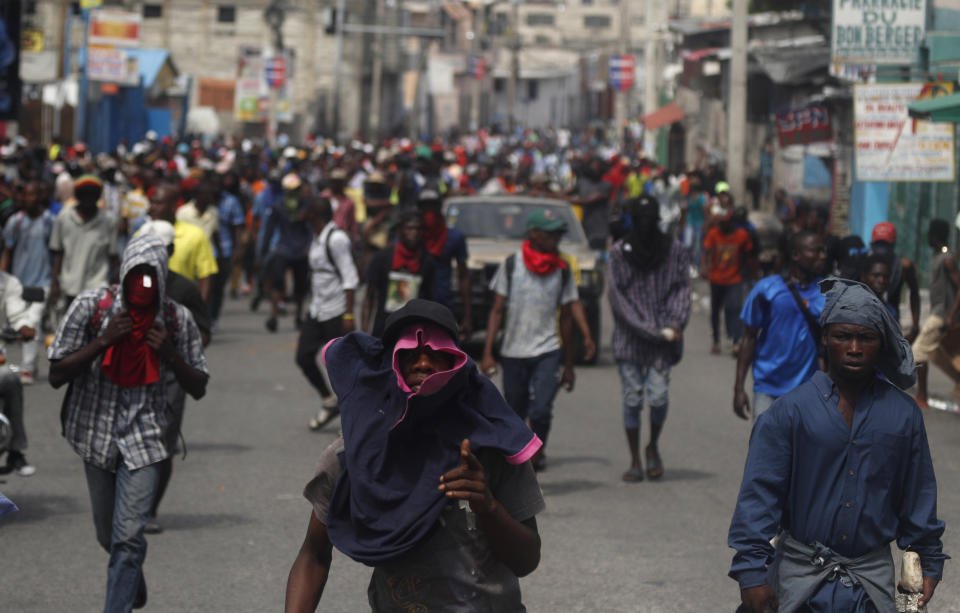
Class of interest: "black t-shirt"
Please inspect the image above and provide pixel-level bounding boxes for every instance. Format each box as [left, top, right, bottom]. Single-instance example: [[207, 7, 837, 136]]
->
[[365, 245, 437, 337]]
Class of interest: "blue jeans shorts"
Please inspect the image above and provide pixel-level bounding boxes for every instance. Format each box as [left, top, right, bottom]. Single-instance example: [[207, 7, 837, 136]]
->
[[617, 361, 670, 428]]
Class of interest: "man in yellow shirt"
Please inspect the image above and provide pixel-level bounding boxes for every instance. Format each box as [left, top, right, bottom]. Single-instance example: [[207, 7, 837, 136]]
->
[[147, 184, 218, 302]]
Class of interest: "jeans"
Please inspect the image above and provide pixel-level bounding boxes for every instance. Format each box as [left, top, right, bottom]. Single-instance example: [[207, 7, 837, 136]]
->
[[295, 315, 343, 398], [683, 222, 704, 266], [617, 361, 670, 428], [209, 256, 232, 323], [84, 461, 160, 613], [710, 282, 744, 345], [0, 366, 25, 451], [501, 349, 562, 445], [752, 392, 779, 420]]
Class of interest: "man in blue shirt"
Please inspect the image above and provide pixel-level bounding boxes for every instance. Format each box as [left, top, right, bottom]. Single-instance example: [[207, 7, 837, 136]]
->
[[208, 181, 246, 325], [416, 189, 471, 339], [729, 278, 946, 612], [734, 231, 826, 419]]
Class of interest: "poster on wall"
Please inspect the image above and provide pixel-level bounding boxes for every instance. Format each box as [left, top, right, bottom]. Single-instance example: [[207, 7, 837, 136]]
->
[[854, 83, 955, 182], [0, 2, 21, 122], [234, 46, 294, 123], [832, 0, 925, 65], [775, 105, 832, 147]]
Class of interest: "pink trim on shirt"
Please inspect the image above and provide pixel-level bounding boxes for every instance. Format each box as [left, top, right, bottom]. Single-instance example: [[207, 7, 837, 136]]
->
[[505, 435, 543, 465], [321, 337, 342, 368]]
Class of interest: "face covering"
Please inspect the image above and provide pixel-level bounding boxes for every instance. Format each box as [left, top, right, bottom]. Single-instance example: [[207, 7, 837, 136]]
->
[[421, 210, 449, 257], [392, 239, 421, 273], [522, 239, 567, 276], [100, 273, 161, 387]]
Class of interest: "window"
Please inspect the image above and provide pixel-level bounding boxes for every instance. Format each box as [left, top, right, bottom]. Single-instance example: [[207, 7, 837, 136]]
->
[[527, 80, 539, 101], [583, 15, 611, 28], [217, 5, 236, 23], [526, 13, 555, 26], [143, 4, 163, 19]]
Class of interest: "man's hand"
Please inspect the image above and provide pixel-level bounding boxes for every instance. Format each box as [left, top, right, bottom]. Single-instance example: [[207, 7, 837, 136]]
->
[[48, 283, 60, 308], [18, 326, 35, 341], [561, 365, 575, 392], [582, 336, 597, 362], [733, 387, 751, 420], [342, 316, 356, 334], [146, 323, 177, 362], [740, 584, 778, 612], [918, 575, 939, 607], [459, 319, 473, 343], [481, 353, 498, 377], [100, 311, 134, 347], [439, 439, 497, 515], [905, 324, 919, 344]]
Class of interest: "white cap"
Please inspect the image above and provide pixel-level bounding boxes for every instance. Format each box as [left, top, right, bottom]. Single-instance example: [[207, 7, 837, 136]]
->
[[136, 220, 176, 248]]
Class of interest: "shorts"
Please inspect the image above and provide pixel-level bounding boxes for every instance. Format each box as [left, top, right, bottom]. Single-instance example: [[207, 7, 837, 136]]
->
[[268, 255, 310, 299], [912, 315, 945, 363], [617, 361, 670, 428]]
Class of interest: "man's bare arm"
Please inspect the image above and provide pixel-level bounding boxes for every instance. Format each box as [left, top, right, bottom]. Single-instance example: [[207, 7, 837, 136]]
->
[[285, 512, 333, 613]]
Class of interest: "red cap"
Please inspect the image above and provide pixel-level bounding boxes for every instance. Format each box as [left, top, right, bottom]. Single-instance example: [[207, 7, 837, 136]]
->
[[871, 221, 896, 244]]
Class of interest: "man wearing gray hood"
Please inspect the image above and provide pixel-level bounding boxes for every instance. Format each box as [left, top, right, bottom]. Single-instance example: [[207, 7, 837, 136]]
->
[[49, 234, 209, 612], [728, 278, 947, 613]]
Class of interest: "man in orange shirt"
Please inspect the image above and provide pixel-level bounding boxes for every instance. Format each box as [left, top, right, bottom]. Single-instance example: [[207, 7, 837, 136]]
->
[[702, 208, 753, 355]]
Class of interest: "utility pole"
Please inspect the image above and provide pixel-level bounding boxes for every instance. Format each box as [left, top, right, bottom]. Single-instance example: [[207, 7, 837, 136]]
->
[[613, 0, 630, 150], [507, 0, 519, 135], [332, 0, 346, 142], [643, 0, 658, 159], [75, 7, 91, 144], [727, 0, 748, 204], [469, 8, 481, 131], [264, 1, 286, 149], [369, 0, 384, 138]]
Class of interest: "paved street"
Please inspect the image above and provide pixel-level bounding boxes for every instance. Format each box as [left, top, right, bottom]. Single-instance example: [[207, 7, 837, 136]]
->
[[3, 285, 960, 612]]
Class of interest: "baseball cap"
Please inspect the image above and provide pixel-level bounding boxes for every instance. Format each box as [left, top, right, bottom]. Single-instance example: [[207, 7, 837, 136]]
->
[[418, 188, 441, 203], [136, 220, 176, 247], [714, 181, 730, 194], [526, 208, 567, 232], [871, 221, 896, 244]]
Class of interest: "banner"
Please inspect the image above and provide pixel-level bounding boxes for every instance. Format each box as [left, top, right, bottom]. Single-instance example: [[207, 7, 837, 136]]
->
[[87, 46, 139, 86], [776, 105, 832, 147], [0, 1, 21, 121], [832, 0, 925, 65], [854, 83, 955, 182], [89, 10, 141, 48], [234, 46, 294, 123]]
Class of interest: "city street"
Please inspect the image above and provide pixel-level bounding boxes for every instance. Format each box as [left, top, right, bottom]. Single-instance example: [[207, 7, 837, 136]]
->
[[3, 285, 960, 612]]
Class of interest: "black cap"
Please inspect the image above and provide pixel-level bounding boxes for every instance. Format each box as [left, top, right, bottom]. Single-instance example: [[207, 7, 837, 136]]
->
[[382, 299, 459, 346]]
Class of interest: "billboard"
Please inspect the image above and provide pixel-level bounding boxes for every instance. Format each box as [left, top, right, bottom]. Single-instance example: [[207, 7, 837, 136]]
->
[[87, 46, 139, 86], [89, 10, 141, 48], [234, 46, 294, 123], [775, 105, 832, 147], [854, 83, 955, 182], [832, 0, 925, 65], [0, 1, 21, 121]]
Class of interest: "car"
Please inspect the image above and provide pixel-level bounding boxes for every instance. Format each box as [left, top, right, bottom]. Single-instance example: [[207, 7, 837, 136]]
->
[[444, 195, 604, 364]]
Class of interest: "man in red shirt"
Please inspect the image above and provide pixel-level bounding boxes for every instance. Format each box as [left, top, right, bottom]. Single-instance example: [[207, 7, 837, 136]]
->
[[702, 208, 753, 355]]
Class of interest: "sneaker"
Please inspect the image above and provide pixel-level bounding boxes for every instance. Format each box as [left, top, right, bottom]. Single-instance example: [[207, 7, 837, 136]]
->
[[6, 452, 35, 477], [265, 316, 278, 333], [19, 371, 34, 385], [144, 519, 164, 534]]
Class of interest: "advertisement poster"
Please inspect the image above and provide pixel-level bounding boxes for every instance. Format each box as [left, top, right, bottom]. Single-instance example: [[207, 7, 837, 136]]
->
[[775, 105, 832, 147], [87, 46, 139, 85], [0, 2, 21, 121], [832, 0, 925, 65], [234, 46, 294, 123], [89, 10, 141, 48], [854, 83, 955, 182]]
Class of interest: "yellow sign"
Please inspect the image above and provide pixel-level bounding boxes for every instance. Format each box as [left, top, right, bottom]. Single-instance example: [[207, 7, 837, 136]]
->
[[22, 28, 44, 53], [80, 0, 104, 8]]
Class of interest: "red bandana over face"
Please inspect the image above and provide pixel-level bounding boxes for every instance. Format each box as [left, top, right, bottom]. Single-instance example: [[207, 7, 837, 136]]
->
[[100, 273, 161, 387], [522, 239, 567, 276], [422, 211, 449, 257], [392, 241, 421, 274]]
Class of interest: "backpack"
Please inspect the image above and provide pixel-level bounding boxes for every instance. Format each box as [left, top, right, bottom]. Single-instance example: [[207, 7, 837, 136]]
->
[[320, 224, 351, 281], [504, 253, 572, 307]]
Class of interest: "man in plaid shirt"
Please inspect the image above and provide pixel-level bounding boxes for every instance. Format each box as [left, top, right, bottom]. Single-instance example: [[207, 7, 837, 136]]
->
[[49, 233, 209, 612]]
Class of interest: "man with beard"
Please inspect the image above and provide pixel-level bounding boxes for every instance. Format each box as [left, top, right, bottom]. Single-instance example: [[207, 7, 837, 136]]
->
[[729, 279, 946, 612], [416, 189, 471, 339], [285, 300, 543, 612], [608, 196, 690, 481]]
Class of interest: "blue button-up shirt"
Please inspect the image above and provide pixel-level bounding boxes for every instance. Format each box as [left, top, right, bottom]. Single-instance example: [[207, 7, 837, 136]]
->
[[729, 371, 947, 602]]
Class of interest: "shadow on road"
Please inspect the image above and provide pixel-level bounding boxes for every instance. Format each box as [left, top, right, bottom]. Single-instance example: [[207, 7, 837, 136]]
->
[[184, 441, 253, 454], [0, 493, 83, 524], [539, 479, 606, 497], [541, 455, 611, 469], [154, 512, 253, 530], [660, 467, 715, 482]]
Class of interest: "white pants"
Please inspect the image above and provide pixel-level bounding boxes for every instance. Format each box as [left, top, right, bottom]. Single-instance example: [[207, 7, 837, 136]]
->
[[20, 287, 48, 374]]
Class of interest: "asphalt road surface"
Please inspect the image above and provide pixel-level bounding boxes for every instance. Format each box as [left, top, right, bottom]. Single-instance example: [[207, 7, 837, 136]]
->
[[3, 284, 960, 612]]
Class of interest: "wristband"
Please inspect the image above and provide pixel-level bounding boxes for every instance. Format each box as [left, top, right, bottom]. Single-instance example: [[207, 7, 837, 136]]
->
[[342, 313, 355, 320]]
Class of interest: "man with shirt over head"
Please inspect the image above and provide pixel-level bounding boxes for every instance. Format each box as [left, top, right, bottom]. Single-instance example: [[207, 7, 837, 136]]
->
[[734, 230, 826, 419], [296, 197, 358, 431], [729, 278, 947, 612]]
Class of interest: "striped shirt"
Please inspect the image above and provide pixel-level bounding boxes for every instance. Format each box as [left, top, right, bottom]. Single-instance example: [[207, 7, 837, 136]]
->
[[608, 239, 691, 369]]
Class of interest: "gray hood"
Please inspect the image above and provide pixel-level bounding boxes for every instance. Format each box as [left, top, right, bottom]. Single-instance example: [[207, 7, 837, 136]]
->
[[118, 233, 168, 310]]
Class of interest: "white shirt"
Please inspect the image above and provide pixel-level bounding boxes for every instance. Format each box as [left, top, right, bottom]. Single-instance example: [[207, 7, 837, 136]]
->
[[308, 222, 359, 322]]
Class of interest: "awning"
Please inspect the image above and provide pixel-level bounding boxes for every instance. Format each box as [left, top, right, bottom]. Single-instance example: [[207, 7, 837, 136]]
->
[[908, 92, 960, 123], [642, 102, 684, 130]]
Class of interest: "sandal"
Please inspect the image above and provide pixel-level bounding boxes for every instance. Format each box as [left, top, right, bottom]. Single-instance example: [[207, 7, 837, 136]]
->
[[621, 466, 644, 482], [309, 406, 340, 431], [645, 447, 664, 480]]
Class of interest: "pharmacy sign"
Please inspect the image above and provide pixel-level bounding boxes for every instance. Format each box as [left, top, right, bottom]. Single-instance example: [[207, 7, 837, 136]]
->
[[832, 0, 926, 65]]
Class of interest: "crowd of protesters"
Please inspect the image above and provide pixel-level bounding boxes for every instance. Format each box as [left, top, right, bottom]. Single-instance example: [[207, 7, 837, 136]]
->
[[0, 126, 952, 612]]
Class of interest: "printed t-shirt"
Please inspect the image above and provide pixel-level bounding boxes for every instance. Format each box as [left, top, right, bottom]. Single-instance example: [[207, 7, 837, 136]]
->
[[703, 226, 752, 286], [365, 246, 436, 336], [490, 250, 578, 359], [740, 274, 824, 396]]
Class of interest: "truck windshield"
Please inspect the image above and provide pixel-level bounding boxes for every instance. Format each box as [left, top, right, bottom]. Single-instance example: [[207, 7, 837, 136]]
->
[[445, 201, 587, 244]]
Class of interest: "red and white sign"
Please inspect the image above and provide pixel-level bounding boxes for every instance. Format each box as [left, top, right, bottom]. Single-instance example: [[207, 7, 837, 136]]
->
[[265, 57, 286, 89], [608, 55, 634, 92], [89, 10, 141, 48], [775, 105, 832, 147]]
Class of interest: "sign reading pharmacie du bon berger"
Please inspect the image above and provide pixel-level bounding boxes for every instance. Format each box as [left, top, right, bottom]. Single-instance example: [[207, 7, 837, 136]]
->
[[832, 0, 926, 65]]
